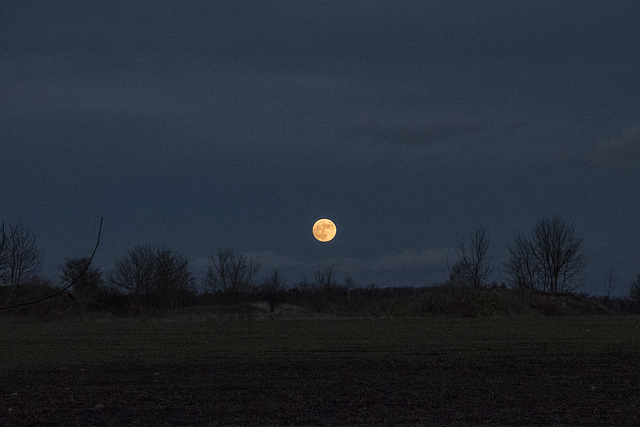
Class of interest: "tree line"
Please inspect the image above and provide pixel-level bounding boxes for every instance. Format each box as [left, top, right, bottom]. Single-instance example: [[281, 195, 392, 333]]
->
[[1, 216, 640, 315], [448, 216, 587, 294]]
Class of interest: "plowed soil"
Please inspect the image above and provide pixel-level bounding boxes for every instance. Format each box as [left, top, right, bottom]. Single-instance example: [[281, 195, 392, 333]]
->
[[2, 357, 639, 426]]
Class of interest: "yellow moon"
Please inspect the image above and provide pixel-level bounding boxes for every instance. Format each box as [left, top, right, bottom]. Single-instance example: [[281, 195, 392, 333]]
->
[[312, 218, 336, 242]]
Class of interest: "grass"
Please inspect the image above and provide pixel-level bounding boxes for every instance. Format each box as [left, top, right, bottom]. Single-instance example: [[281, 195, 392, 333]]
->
[[1, 315, 639, 371], [2, 315, 640, 425]]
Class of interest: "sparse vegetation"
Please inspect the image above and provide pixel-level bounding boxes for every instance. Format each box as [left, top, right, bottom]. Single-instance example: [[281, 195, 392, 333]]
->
[[504, 216, 586, 294]]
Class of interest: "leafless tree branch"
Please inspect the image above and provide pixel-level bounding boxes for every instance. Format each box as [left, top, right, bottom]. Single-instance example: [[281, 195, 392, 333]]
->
[[203, 248, 260, 304], [0, 222, 6, 253], [603, 264, 617, 298], [452, 227, 494, 287], [503, 216, 585, 294], [0, 217, 103, 311]]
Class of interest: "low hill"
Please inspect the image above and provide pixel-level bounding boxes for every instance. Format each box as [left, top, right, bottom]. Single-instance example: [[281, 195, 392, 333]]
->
[[342, 285, 615, 317]]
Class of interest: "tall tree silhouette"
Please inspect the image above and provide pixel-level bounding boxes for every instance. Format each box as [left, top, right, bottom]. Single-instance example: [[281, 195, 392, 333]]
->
[[203, 248, 260, 304], [108, 245, 195, 308], [0, 223, 43, 286], [452, 227, 494, 287], [504, 216, 585, 293]]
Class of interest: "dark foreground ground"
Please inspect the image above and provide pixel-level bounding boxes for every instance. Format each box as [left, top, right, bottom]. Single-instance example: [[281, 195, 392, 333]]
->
[[1, 357, 639, 426]]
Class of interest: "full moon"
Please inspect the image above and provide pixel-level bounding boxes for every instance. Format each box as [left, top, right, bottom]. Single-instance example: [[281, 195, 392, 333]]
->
[[312, 218, 337, 242]]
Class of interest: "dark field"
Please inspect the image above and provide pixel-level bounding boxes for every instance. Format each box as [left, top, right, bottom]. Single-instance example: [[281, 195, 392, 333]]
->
[[1, 316, 640, 425]]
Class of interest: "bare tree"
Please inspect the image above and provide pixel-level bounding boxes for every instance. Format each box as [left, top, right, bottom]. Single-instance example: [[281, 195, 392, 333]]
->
[[344, 276, 356, 307], [504, 232, 540, 290], [1, 217, 103, 312], [447, 259, 469, 287], [314, 264, 336, 291], [603, 265, 617, 298], [0, 222, 6, 254], [0, 223, 44, 286], [203, 248, 260, 303], [453, 227, 494, 287], [504, 216, 585, 294], [295, 275, 312, 293], [61, 257, 104, 300], [260, 270, 284, 313], [108, 245, 156, 299], [152, 248, 195, 309], [0, 222, 6, 282], [531, 216, 585, 293], [108, 245, 195, 308], [311, 264, 340, 309], [629, 274, 640, 305]]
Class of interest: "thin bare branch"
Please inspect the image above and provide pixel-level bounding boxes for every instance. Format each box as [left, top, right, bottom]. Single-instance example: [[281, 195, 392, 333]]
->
[[0, 217, 103, 311]]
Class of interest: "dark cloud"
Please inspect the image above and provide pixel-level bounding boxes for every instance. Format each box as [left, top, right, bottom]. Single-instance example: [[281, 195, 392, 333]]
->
[[584, 123, 640, 175], [342, 116, 487, 146]]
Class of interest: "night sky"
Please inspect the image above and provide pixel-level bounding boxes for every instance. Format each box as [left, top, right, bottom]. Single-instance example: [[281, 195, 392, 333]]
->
[[1, 2, 639, 296]]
